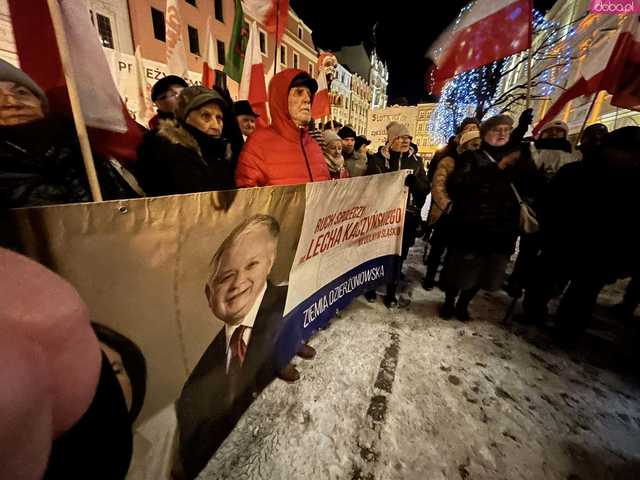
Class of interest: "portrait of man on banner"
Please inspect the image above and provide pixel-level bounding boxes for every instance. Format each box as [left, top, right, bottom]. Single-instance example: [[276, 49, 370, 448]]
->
[[174, 214, 289, 479]]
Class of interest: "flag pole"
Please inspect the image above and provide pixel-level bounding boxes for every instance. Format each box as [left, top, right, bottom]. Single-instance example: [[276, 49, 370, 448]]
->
[[574, 91, 599, 149], [525, 0, 533, 110], [273, 1, 280, 77], [46, 0, 103, 201]]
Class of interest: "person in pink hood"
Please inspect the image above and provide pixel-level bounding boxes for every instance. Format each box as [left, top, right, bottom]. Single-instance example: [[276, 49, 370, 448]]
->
[[235, 69, 330, 187]]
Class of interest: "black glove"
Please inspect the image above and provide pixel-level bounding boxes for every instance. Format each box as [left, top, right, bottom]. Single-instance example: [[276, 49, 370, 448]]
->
[[405, 174, 417, 188], [518, 108, 534, 128]]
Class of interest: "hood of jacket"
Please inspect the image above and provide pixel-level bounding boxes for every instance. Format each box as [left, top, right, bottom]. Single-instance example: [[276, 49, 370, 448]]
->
[[269, 69, 313, 143]]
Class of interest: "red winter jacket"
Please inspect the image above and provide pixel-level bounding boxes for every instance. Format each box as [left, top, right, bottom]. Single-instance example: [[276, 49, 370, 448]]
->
[[235, 69, 330, 187]]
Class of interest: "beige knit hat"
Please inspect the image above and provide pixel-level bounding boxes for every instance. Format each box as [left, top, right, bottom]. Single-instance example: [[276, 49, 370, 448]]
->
[[387, 121, 412, 143], [459, 129, 480, 146]]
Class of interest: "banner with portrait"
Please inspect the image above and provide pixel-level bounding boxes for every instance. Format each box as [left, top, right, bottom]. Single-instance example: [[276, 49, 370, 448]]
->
[[8, 172, 408, 479]]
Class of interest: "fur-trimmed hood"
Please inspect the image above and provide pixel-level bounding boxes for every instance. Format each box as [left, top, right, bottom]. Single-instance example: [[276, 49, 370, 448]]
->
[[156, 118, 232, 162]]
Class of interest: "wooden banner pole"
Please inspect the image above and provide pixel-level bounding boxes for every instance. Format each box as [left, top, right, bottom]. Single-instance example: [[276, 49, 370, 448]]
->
[[46, 0, 103, 201]]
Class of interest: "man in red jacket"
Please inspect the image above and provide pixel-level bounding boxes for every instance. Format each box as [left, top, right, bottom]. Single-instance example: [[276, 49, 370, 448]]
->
[[236, 69, 328, 383], [235, 69, 330, 187]]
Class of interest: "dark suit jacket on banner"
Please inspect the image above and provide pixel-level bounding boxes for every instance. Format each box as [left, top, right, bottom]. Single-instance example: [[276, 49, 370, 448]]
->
[[175, 283, 288, 479]]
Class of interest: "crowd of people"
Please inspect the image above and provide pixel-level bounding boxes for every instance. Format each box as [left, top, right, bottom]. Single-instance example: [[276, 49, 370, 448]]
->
[[421, 109, 639, 346], [1, 57, 639, 479]]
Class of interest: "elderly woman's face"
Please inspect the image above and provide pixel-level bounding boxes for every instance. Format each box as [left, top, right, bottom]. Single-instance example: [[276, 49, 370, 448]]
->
[[0, 81, 45, 126], [484, 124, 512, 147], [327, 140, 342, 157]]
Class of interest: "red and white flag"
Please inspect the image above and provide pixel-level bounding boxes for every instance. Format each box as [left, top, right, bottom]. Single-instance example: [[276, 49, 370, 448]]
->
[[8, 0, 144, 165], [243, 0, 289, 42], [165, 0, 189, 76], [427, 0, 532, 95], [533, 14, 640, 136], [202, 17, 218, 88], [311, 69, 331, 119], [239, 22, 269, 124]]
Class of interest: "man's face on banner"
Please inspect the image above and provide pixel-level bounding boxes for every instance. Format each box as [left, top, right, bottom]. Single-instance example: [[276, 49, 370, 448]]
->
[[207, 226, 276, 325]]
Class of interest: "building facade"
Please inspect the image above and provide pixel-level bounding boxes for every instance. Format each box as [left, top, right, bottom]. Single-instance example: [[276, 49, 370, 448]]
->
[[1, 1, 319, 119], [369, 50, 388, 109], [497, 0, 639, 136], [348, 73, 372, 135], [413, 103, 438, 157], [330, 63, 352, 127]]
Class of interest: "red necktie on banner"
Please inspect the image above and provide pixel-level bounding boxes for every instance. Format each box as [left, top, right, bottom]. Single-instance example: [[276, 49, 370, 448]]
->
[[229, 325, 248, 367]]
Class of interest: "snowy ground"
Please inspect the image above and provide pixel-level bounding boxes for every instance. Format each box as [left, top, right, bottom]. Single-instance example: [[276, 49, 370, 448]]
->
[[200, 239, 640, 480]]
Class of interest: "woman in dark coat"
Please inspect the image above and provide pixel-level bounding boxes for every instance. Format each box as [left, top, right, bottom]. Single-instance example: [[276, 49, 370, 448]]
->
[[136, 86, 235, 197], [440, 114, 534, 321]]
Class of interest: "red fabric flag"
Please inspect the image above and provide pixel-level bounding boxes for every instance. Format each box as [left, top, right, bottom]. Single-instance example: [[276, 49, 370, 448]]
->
[[8, 0, 143, 165], [311, 69, 331, 119], [427, 0, 532, 95], [243, 0, 289, 42], [239, 22, 269, 127], [202, 18, 218, 88], [533, 14, 640, 136]]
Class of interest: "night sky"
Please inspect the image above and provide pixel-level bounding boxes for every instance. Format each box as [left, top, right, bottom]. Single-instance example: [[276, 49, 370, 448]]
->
[[290, 0, 558, 105]]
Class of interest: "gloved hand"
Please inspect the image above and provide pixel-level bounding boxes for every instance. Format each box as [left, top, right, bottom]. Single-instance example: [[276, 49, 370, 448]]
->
[[405, 174, 416, 188], [518, 108, 534, 128]]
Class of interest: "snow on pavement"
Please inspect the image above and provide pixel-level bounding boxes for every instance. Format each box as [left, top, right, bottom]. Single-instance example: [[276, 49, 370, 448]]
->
[[200, 240, 640, 480]]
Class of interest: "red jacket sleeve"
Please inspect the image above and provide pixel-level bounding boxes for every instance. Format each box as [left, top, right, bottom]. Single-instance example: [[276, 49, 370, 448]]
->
[[235, 141, 266, 188]]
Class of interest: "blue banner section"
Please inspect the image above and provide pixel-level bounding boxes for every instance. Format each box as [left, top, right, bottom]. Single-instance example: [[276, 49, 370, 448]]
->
[[275, 255, 398, 367]]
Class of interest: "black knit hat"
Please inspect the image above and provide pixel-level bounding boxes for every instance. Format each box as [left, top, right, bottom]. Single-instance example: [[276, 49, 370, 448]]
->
[[151, 75, 188, 102], [604, 126, 640, 152], [456, 116, 480, 134], [355, 135, 371, 151], [289, 72, 318, 96]]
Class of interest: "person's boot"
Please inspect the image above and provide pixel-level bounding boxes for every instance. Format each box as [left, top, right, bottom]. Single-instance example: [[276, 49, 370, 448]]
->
[[384, 284, 398, 309], [422, 271, 437, 291], [297, 343, 316, 360], [278, 363, 300, 383], [364, 290, 377, 303], [455, 288, 478, 322]]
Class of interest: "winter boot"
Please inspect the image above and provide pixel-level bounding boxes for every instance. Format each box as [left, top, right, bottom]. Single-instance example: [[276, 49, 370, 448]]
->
[[297, 343, 316, 360], [278, 363, 300, 383], [364, 290, 377, 303], [439, 291, 457, 320]]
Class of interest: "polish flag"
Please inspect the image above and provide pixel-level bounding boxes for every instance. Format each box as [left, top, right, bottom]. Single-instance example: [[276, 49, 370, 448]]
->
[[427, 0, 532, 95], [243, 0, 289, 42], [8, 0, 144, 165], [202, 18, 218, 88], [311, 69, 331, 119], [533, 14, 640, 136], [239, 22, 269, 125], [165, 0, 189, 77]]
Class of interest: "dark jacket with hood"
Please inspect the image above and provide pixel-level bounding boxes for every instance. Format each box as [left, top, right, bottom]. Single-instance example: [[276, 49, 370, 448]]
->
[[136, 119, 235, 197], [446, 141, 535, 254], [1, 116, 139, 208], [235, 69, 330, 187], [368, 145, 430, 216]]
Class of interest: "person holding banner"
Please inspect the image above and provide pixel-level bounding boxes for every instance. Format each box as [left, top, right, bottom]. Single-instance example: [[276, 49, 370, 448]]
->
[[0, 60, 138, 208], [366, 121, 430, 308], [235, 69, 330, 187], [136, 86, 235, 197], [175, 214, 290, 479]]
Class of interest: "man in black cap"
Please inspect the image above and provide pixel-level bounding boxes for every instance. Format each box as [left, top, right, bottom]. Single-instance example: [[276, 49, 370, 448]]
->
[[234, 100, 260, 140], [339, 126, 367, 177], [148, 75, 188, 130]]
